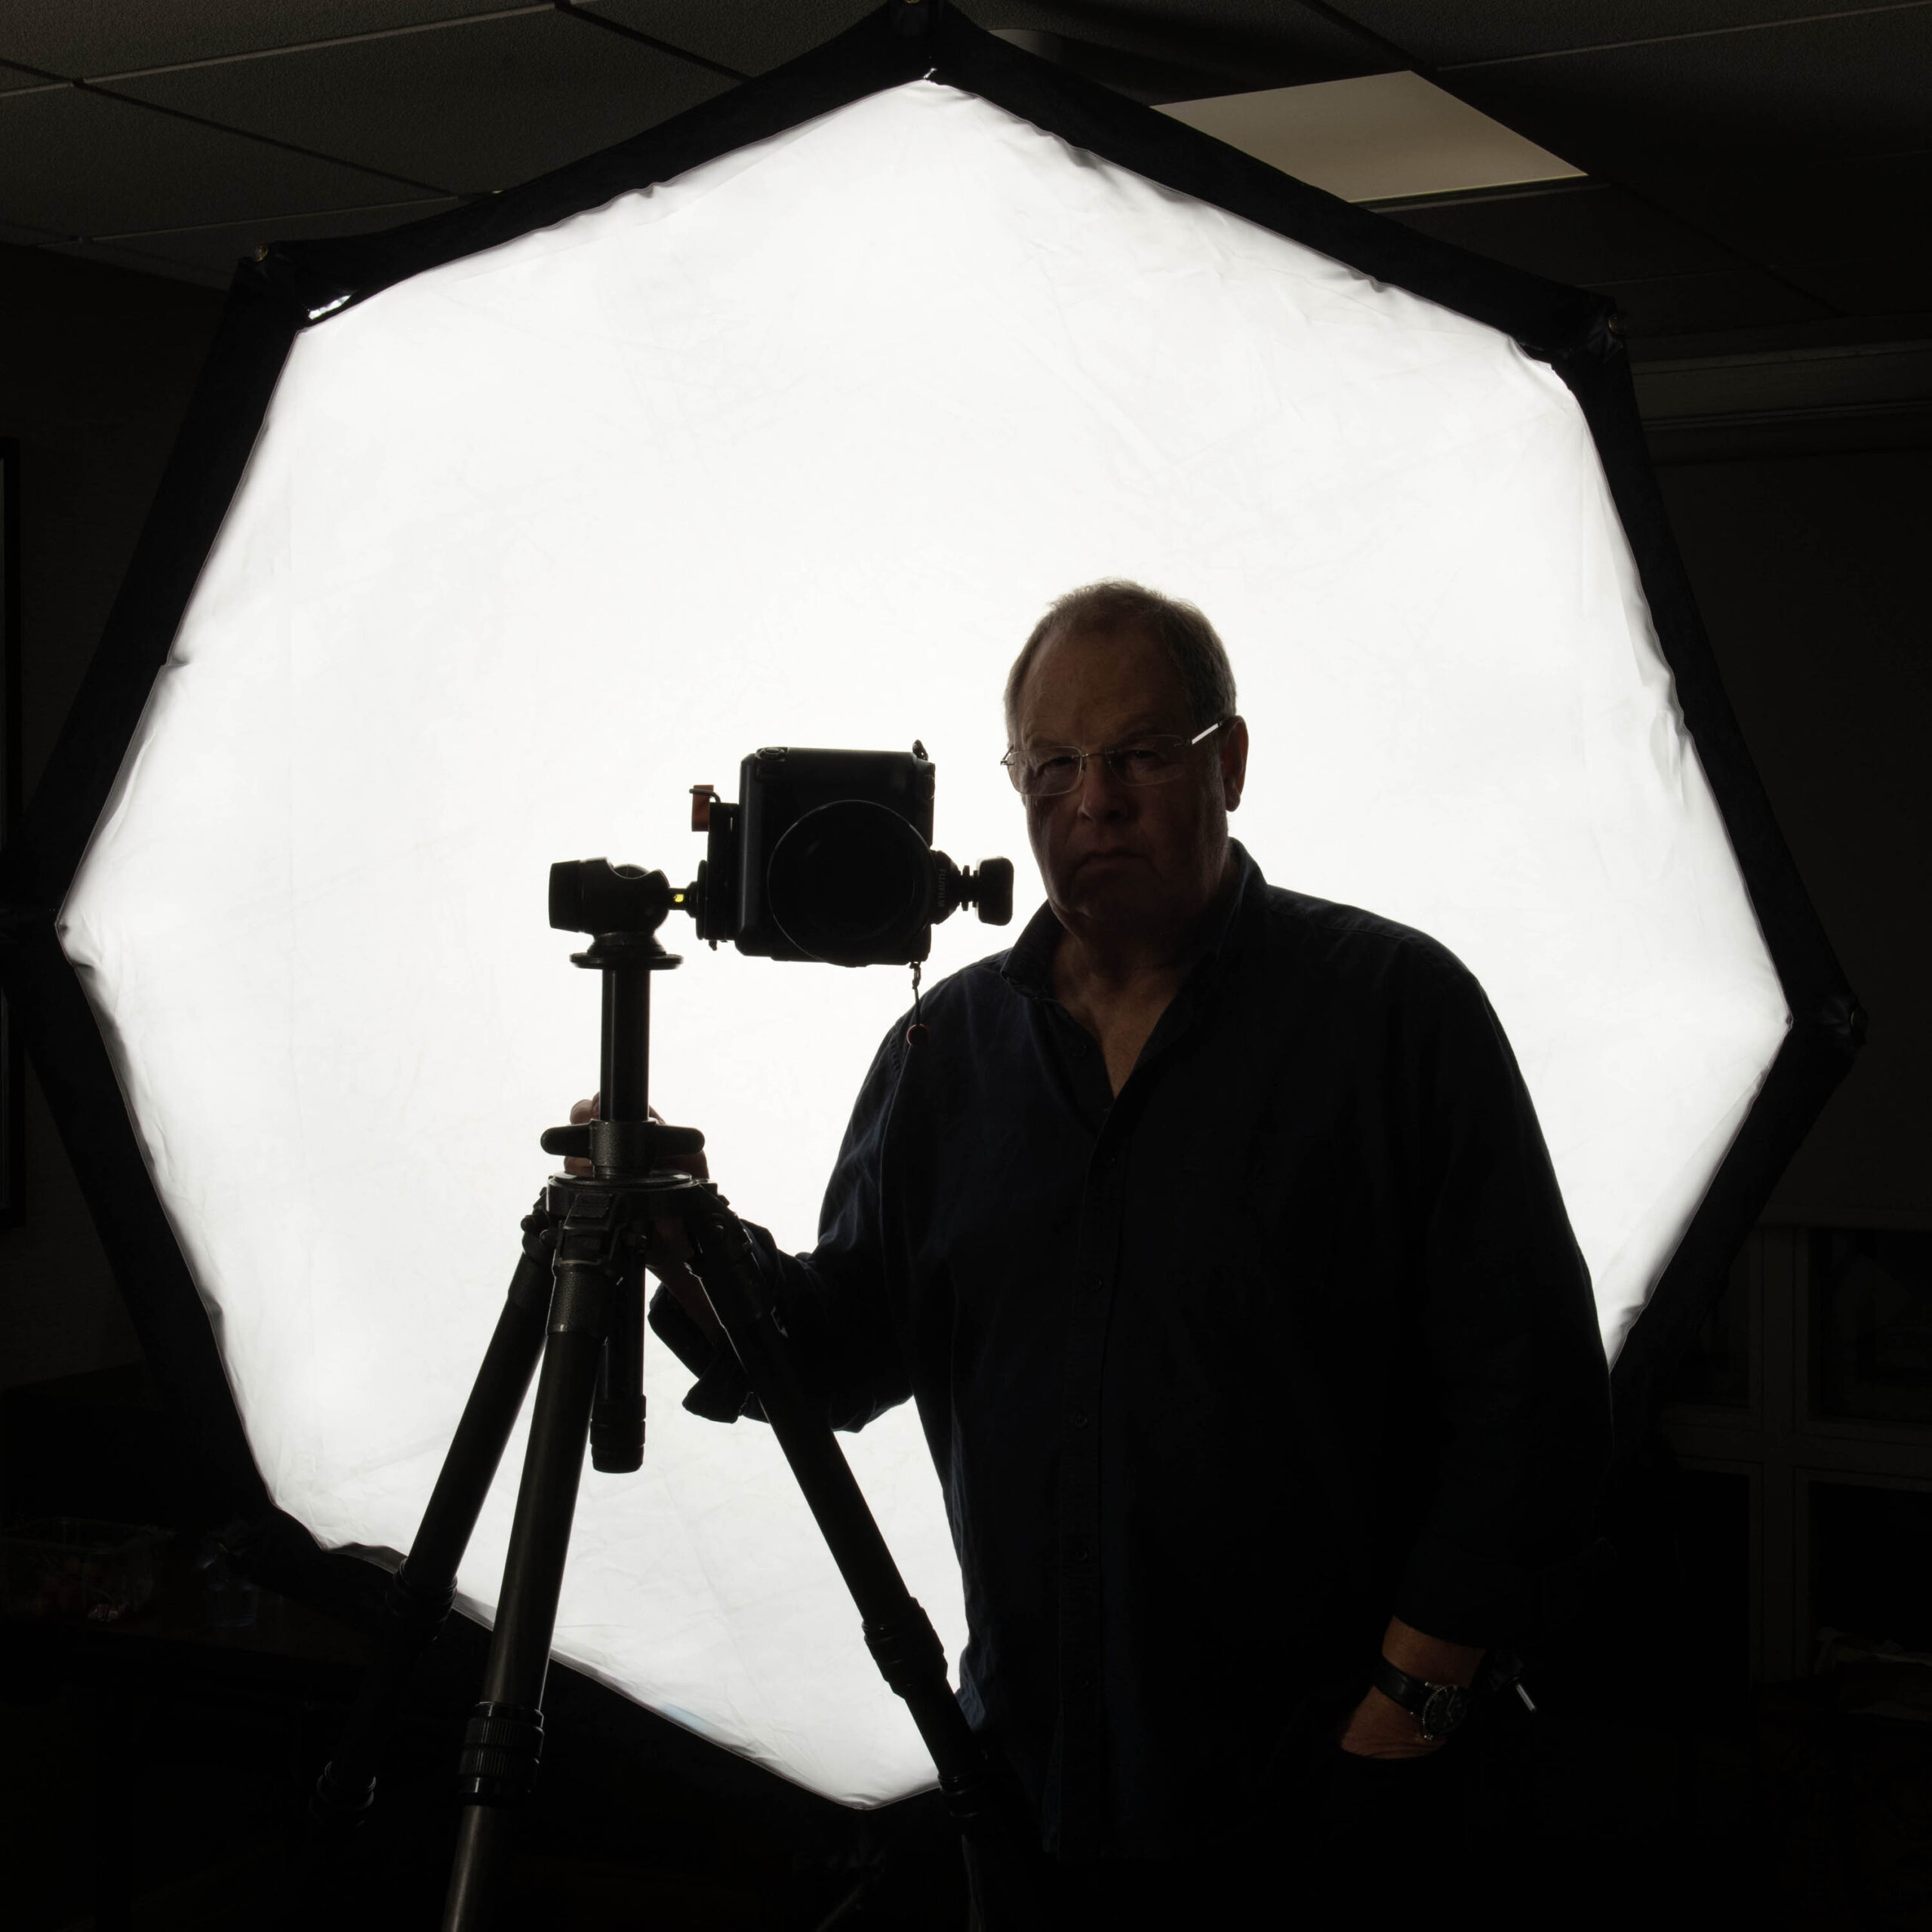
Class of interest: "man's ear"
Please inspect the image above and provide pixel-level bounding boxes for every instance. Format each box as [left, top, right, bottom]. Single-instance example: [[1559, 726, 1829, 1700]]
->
[[1220, 716, 1249, 812]]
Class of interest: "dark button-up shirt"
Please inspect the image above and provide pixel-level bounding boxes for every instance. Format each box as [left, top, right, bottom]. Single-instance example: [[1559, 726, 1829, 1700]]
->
[[653, 839, 1613, 1859]]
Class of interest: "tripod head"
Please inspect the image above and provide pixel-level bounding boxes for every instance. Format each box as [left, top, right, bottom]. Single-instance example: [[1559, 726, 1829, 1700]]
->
[[547, 859, 689, 948], [539, 860, 695, 1161], [535, 860, 712, 1476]]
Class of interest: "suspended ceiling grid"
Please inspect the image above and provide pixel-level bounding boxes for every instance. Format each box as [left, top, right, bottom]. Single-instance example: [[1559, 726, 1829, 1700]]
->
[[0, 1, 1926, 355]]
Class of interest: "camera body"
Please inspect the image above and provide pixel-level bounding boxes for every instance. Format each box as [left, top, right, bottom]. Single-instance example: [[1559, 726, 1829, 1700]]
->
[[549, 743, 1011, 966], [691, 744, 1011, 967]]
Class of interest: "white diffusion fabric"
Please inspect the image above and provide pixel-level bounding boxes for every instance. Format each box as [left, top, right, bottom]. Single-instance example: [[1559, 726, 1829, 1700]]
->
[[60, 82, 1788, 1805]]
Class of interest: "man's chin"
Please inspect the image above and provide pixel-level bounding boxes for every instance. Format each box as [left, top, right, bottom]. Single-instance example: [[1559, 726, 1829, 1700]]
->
[[1061, 867, 1158, 924]]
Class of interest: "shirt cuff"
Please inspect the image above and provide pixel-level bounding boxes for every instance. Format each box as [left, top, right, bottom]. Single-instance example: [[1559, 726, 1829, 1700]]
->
[[1394, 1529, 1620, 1650], [1392, 1529, 1542, 1647]]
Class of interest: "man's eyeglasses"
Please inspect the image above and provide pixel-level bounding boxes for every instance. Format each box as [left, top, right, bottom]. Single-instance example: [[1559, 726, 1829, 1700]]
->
[[1001, 719, 1230, 798]]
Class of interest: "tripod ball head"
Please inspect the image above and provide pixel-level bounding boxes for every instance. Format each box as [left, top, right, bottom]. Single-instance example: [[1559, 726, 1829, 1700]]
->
[[549, 860, 680, 937]]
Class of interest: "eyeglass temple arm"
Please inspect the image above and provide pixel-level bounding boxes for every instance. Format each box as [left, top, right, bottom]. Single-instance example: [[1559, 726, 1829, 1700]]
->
[[1005, 719, 1227, 757]]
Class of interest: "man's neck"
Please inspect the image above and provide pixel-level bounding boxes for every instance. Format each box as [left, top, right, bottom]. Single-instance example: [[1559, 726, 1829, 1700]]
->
[[1052, 848, 1236, 1006]]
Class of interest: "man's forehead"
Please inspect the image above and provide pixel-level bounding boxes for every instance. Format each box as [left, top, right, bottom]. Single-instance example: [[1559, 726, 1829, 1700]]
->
[[1017, 626, 1189, 737], [1020, 705, 1176, 745]]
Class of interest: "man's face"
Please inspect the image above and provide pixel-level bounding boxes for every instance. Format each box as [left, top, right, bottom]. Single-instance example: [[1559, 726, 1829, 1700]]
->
[[1014, 624, 1247, 943]]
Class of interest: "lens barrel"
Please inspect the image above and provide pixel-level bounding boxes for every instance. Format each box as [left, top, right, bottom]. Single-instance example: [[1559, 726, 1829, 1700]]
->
[[765, 801, 936, 966]]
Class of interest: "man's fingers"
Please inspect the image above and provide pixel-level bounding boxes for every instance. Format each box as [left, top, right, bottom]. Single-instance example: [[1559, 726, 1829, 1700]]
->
[[563, 1094, 705, 1183]]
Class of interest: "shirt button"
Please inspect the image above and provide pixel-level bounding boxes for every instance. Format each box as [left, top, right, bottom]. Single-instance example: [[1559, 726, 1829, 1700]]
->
[[1084, 1272, 1103, 1295], [1071, 1410, 1089, 1429]]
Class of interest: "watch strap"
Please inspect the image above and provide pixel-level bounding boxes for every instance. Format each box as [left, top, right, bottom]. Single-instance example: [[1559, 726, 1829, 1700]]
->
[[1371, 1655, 1471, 1741]]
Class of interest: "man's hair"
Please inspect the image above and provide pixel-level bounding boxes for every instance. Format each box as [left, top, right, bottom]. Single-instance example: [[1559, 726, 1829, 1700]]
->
[[1004, 580, 1238, 746]]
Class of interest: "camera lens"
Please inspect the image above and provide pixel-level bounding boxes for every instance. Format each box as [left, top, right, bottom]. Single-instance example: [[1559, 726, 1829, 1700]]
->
[[766, 801, 934, 964]]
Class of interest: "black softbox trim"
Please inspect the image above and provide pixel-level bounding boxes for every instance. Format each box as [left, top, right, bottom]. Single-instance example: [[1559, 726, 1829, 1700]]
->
[[3, 272, 297, 912], [2, 920, 261, 1507], [0, 0, 1861, 1792]]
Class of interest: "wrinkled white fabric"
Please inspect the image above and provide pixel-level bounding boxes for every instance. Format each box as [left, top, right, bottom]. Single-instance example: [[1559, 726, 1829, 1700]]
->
[[60, 81, 1786, 1807]]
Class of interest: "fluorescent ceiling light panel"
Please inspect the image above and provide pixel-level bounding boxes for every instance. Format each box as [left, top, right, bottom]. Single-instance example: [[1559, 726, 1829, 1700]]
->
[[1158, 72, 1584, 203], [59, 81, 1780, 1808]]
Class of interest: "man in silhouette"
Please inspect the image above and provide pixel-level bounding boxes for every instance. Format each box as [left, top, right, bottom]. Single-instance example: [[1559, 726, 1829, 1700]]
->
[[608, 580, 1612, 1927]]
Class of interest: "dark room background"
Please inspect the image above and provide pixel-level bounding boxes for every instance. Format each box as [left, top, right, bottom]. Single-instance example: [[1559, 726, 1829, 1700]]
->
[[2, 5, 1927, 1927]]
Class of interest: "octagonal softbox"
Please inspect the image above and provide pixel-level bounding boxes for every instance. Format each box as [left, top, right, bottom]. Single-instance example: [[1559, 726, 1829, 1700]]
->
[[0, 3, 1860, 1808]]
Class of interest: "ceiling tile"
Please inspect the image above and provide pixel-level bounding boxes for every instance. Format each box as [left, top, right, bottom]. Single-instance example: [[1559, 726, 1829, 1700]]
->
[[1583, 267, 1832, 338], [110, 8, 734, 198], [0, 2, 522, 78], [0, 60, 61, 97], [1373, 180, 1734, 287], [975, 0, 1401, 73], [586, 0, 1392, 89], [40, 236, 234, 288], [1335, 2, 1919, 67], [979, 3, 1395, 95], [0, 214, 65, 246], [1431, 8, 1932, 174], [579, 0, 873, 76], [88, 194, 461, 278], [1158, 72, 1580, 203], [1782, 257, 1932, 321], [1632, 340, 1932, 420], [1660, 151, 1932, 272], [0, 85, 422, 237]]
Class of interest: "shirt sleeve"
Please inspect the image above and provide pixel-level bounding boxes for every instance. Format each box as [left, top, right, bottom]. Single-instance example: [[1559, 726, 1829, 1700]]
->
[[1390, 948, 1616, 1651], [648, 1015, 916, 1435]]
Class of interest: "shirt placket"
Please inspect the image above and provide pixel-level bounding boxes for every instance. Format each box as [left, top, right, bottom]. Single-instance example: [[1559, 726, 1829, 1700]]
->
[[1052, 1054, 1128, 1858]]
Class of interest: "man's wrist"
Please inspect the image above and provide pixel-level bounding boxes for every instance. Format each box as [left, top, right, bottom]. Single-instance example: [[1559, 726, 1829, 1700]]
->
[[1333, 1614, 1487, 1754], [1335, 1684, 1447, 1757]]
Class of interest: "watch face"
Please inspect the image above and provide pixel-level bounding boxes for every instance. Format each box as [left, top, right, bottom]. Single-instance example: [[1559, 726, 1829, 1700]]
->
[[1421, 1686, 1469, 1737]]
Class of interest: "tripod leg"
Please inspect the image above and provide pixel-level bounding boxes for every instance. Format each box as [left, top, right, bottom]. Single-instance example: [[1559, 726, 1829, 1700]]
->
[[304, 1202, 557, 1869], [441, 1210, 623, 1932], [681, 1200, 1049, 1929]]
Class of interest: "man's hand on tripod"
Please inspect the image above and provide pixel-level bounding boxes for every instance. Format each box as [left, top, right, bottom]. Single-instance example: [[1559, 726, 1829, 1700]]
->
[[567, 1094, 726, 1348]]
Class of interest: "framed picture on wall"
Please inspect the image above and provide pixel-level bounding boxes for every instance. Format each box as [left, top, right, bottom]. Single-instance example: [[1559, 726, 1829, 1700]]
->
[[2, 437, 20, 1224]]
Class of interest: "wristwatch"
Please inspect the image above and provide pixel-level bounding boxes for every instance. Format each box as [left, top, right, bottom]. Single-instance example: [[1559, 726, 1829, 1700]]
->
[[1371, 1655, 1472, 1743]]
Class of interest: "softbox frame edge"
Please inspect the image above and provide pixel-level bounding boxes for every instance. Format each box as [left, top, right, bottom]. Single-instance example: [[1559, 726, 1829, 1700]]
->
[[0, 0, 1866, 1791], [2, 271, 299, 912]]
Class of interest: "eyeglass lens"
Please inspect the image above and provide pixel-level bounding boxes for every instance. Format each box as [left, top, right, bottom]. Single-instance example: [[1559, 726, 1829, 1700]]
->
[[1008, 730, 1213, 796]]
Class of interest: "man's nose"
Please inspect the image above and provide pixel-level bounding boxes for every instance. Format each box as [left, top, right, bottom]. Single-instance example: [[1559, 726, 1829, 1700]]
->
[[1075, 753, 1128, 817]]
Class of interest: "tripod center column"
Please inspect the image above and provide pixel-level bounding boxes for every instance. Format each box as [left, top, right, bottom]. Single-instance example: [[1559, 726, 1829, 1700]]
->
[[600, 956, 651, 1125]]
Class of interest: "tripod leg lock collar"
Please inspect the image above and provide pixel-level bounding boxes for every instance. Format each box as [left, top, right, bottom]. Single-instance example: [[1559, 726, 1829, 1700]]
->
[[456, 1700, 545, 1805], [863, 1602, 948, 1700], [386, 1562, 457, 1642]]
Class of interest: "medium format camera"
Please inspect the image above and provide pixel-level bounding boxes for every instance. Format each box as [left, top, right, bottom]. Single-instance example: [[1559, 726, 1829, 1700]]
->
[[549, 743, 1013, 968]]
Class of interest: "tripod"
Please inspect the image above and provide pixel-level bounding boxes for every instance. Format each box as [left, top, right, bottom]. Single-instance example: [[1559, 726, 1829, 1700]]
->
[[303, 867, 1047, 1929]]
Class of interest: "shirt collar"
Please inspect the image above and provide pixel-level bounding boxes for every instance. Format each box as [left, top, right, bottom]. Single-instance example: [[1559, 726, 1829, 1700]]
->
[[998, 838, 1264, 1001]]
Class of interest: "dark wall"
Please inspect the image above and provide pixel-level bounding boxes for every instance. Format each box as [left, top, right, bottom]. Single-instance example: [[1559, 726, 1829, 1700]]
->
[[1654, 445, 1930, 1224], [0, 242, 1925, 1390], [0, 244, 224, 1389]]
